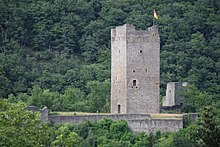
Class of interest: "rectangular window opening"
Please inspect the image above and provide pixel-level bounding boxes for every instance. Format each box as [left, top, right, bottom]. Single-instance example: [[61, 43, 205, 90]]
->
[[133, 80, 137, 86], [118, 105, 121, 114]]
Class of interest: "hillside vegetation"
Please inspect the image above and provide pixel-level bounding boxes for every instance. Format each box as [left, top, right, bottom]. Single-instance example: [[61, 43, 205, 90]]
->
[[0, 0, 219, 114], [0, 0, 220, 146], [1, 100, 220, 146]]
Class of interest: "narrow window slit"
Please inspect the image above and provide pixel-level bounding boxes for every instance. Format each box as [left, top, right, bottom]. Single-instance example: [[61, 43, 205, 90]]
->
[[118, 105, 121, 114]]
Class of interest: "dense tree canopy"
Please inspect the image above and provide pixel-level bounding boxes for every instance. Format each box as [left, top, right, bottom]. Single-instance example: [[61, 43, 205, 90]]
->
[[0, 0, 219, 146], [0, 0, 219, 113], [0, 100, 52, 146], [1, 100, 219, 146]]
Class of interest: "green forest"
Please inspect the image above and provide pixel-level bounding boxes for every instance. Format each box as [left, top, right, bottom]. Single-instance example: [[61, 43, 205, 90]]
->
[[0, 0, 220, 146]]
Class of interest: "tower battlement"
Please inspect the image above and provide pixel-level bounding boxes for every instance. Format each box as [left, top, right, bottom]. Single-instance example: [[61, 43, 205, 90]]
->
[[111, 24, 159, 44], [111, 24, 160, 114], [111, 24, 159, 36]]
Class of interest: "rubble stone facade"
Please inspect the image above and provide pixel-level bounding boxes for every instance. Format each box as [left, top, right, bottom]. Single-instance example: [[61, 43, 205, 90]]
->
[[111, 24, 160, 114], [163, 82, 188, 106]]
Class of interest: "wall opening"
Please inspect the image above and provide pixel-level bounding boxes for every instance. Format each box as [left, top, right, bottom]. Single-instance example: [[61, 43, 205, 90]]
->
[[133, 80, 137, 86], [118, 105, 121, 114], [133, 70, 135, 72], [140, 50, 142, 53]]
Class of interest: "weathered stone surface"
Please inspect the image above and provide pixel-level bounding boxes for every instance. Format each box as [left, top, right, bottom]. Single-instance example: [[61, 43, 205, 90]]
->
[[48, 114, 183, 134], [163, 82, 188, 106], [41, 106, 48, 122], [111, 24, 160, 114]]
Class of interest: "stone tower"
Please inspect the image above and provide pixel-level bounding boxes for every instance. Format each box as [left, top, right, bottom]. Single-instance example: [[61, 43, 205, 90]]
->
[[111, 24, 160, 114], [163, 82, 188, 107]]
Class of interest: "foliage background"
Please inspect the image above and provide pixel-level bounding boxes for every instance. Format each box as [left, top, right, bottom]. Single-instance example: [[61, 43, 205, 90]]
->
[[0, 0, 219, 146], [0, 0, 219, 112]]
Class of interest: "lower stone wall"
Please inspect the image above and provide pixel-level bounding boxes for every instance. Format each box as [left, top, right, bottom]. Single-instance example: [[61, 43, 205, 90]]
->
[[128, 118, 183, 133], [151, 119, 183, 133], [38, 107, 183, 133], [49, 114, 150, 123], [48, 113, 183, 133]]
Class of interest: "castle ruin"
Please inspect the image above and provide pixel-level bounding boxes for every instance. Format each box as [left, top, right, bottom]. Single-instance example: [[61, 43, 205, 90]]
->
[[163, 82, 188, 107], [36, 24, 194, 134], [111, 24, 160, 114]]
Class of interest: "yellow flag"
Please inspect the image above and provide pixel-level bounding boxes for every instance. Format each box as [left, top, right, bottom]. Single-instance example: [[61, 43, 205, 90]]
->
[[154, 9, 158, 19]]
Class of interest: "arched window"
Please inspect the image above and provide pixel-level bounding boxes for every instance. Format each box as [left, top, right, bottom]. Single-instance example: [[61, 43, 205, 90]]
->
[[133, 80, 137, 86]]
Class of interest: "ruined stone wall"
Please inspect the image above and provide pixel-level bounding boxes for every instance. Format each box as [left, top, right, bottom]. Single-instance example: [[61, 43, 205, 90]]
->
[[163, 82, 188, 106], [128, 118, 183, 133], [27, 107, 185, 134], [163, 82, 176, 106], [47, 114, 183, 134], [111, 24, 160, 114], [48, 114, 151, 124]]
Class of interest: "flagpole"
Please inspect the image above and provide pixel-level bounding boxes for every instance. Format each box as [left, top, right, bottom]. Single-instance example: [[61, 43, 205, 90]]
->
[[153, 17, 155, 26]]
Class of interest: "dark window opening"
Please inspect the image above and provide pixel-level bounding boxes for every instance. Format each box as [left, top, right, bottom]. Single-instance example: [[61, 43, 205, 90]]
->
[[133, 70, 135, 72], [169, 90, 171, 93], [133, 80, 137, 86], [118, 105, 121, 114], [180, 103, 183, 106], [140, 50, 142, 53], [119, 50, 120, 53]]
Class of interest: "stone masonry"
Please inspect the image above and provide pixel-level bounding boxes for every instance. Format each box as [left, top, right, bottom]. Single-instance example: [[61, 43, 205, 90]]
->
[[111, 24, 160, 114], [163, 82, 188, 106], [42, 111, 183, 134], [36, 107, 196, 134]]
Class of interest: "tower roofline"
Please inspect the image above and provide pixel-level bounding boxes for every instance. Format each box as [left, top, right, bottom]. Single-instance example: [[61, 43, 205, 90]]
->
[[111, 24, 159, 36]]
